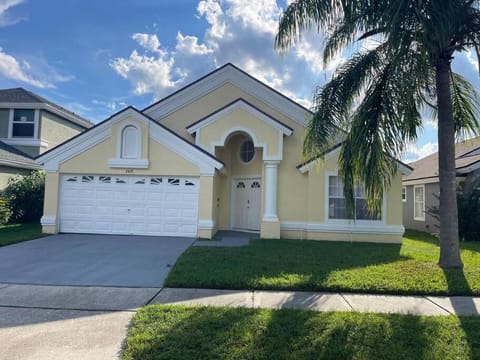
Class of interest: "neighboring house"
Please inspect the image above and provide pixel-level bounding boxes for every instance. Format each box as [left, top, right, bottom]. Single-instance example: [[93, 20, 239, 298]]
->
[[402, 137, 480, 232], [0, 87, 93, 189], [36, 64, 412, 243]]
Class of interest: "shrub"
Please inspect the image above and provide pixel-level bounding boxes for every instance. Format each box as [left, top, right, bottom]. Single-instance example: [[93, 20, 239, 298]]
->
[[3, 171, 45, 223], [427, 176, 480, 241], [0, 197, 11, 225]]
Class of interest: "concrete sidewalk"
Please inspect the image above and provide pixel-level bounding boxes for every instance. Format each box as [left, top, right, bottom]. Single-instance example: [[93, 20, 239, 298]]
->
[[151, 288, 480, 316]]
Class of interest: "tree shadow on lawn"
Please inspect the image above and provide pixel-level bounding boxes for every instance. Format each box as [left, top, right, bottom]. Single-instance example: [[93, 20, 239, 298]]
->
[[442, 268, 480, 358], [168, 239, 412, 293], [122, 305, 473, 360]]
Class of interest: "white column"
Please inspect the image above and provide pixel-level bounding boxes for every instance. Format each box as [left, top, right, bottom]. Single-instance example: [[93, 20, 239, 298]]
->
[[263, 160, 279, 221]]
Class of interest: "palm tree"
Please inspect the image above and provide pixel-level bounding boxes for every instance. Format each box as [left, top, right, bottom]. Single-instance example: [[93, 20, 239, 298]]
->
[[275, 0, 480, 268]]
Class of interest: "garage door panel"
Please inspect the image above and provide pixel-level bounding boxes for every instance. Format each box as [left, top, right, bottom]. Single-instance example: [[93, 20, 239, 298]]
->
[[59, 175, 199, 237]]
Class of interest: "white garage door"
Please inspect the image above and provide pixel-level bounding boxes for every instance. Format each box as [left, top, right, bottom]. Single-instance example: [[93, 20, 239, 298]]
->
[[59, 174, 199, 236]]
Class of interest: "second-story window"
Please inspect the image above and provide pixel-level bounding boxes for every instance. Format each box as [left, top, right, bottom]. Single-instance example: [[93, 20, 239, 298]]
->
[[12, 109, 35, 138]]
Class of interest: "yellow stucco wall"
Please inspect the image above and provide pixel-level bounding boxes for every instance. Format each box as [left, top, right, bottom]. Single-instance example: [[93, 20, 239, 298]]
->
[[59, 118, 199, 176], [40, 110, 85, 154]]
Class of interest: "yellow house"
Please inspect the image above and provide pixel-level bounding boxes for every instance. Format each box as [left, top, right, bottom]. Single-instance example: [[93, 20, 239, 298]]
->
[[36, 64, 412, 243]]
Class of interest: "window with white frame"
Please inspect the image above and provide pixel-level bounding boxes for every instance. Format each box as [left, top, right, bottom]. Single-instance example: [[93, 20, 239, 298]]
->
[[402, 187, 407, 202], [414, 185, 425, 221], [11, 109, 36, 138], [121, 125, 139, 159], [328, 175, 381, 220]]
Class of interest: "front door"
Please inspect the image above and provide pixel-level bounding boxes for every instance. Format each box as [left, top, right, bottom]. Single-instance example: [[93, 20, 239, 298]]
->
[[231, 178, 261, 231]]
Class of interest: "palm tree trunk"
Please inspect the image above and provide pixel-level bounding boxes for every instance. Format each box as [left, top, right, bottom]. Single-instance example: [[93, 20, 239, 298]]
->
[[435, 57, 463, 269]]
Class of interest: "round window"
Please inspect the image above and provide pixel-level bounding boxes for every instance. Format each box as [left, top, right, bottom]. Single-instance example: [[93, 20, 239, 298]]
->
[[240, 140, 255, 163]]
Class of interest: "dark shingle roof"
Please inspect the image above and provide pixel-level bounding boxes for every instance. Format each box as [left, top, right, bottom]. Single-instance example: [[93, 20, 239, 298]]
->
[[0, 141, 39, 169], [403, 137, 480, 181], [0, 88, 93, 128]]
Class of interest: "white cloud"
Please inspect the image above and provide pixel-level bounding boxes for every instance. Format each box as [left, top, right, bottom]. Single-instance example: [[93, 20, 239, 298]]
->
[[0, 0, 25, 27], [403, 142, 438, 162], [176, 32, 212, 56], [110, 0, 326, 104], [0, 47, 54, 88], [465, 49, 479, 72]]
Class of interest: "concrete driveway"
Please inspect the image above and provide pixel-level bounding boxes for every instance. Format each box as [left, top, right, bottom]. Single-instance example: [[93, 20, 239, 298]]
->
[[0, 234, 194, 360], [0, 233, 195, 287]]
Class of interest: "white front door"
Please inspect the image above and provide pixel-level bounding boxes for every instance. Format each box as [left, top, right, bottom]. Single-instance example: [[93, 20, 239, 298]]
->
[[231, 178, 261, 231], [59, 174, 199, 237]]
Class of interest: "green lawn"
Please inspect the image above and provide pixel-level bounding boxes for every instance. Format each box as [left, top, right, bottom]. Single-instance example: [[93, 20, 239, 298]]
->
[[166, 230, 480, 295], [0, 222, 45, 247], [122, 305, 480, 360]]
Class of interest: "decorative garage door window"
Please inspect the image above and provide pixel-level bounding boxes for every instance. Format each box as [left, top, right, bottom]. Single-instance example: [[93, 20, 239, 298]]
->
[[251, 181, 261, 188], [59, 175, 199, 237]]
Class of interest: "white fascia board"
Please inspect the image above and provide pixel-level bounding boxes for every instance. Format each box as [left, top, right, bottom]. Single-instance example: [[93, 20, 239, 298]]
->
[[143, 65, 309, 127], [0, 159, 41, 169], [297, 146, 341, 174], [0, 102, 92, 129], [149, 123, 223, 174], [402, 176, 466, 186], [186, 99, 293, 136]]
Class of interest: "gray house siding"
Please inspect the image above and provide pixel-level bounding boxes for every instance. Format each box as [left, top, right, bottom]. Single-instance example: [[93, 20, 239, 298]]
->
[[0, 109, 9, 137], [402, 183, 440, 233]]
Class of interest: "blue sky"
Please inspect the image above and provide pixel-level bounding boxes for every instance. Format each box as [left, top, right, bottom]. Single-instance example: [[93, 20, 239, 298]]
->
[[0, 0, 478, 162]]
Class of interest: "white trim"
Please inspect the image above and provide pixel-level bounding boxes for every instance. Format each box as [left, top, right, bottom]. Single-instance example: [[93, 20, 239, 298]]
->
[[210, 125, 282, 161], [143, 64, 309, 127], [413, 184, 425, 221], [263, 161, 279, 222], [280, 221, 404, 235], [1, 138, 49, 148], [0, 159, 41, 169], [325, 170, 386, 225], [298, 146, 341, 174], [36, 107, 224, 174], [0, 102, 92, 129], [108, 120, 147, 167], [401, 186, 407, 202], [298, 146, 413, 175], [40, 215, 56, 226], [187, 99, 293, 136], [7, 109, 40, 141], [107, 159, 150, 168], [119, 122, 142, 159], [198, 219, 215, 230]]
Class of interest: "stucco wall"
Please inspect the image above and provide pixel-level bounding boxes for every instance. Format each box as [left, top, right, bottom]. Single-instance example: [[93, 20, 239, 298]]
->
[[0, 166, 31, 190], [402, 183, 440, 233], [40, 110, 85, 154]]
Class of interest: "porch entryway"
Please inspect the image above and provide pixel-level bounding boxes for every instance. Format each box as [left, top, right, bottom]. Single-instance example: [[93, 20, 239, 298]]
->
[[231, 178, 261, 231]]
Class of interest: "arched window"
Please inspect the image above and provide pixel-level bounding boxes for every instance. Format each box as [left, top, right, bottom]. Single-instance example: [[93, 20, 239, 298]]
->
[[121, 125, 139, 159]]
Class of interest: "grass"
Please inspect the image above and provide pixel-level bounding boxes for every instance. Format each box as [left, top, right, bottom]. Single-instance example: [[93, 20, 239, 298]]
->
[[122, 305, 480, 360], [0, 222, 45, 247], [165, 230, 480, 295]]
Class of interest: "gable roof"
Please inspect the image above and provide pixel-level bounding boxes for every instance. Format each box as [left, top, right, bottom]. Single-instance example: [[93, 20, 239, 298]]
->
[[0, 87, 93, 129], [403, 137, 480, 183], [35, 106, 224, 173], [142, 63, 311, 127], [186, 98, 294, 136], [297, 143, 414, 175], [0, 140, 40, 170]]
